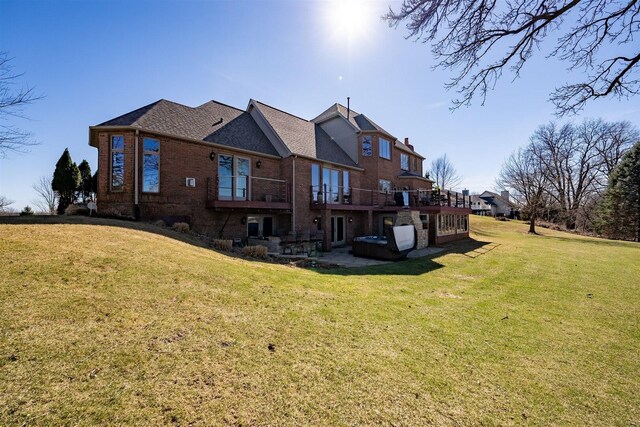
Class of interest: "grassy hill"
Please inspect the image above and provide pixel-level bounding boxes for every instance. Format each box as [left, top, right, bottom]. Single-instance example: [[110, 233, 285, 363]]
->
[[1, 216, 638, 426]]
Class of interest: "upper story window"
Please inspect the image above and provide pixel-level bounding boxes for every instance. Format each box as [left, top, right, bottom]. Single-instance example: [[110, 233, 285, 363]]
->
[[219, 155, 250, 200], [362, 136, 372, 157], [379, 138, 391, 160], [413, 157, 418, 171], [143, 137, 160, 193], [110, 135, 124, 191], [311, 164, 320, 202], [401, 153, 409, 171], [379, 179, 392, 194]]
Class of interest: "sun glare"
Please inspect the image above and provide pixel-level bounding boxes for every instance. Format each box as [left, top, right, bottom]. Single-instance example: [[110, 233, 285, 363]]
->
[[324, 0, 375, 46]]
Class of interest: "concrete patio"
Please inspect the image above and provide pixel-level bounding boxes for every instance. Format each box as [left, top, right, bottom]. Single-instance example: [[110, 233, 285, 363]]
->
[[308, 245, 445, 268]]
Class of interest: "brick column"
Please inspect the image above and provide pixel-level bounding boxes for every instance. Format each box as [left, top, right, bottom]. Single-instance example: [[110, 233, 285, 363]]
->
[[366, 209, 373, 235], [322, 209, 332, 252]]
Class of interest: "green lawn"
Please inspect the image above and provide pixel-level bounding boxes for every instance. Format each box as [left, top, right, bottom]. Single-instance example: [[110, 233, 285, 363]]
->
[[1, 216, 639, 426]]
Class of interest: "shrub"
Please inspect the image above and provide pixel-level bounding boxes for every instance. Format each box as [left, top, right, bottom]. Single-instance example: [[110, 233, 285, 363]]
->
[[65, 204, 89, 216], [19, 206, 34, 216], [242, 245, 268, 259], [153, 220, 166, 228], [171, 222, 190, 233], [211, 239, 233, 251]]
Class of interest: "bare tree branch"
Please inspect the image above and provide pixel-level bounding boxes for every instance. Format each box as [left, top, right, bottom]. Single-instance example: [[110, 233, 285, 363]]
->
[[0, 51, 44, 158], [0, 195, 14, 211], [384, 0, 640, 115], [32, 175, 57, 215], [428, 153, 463, 190]]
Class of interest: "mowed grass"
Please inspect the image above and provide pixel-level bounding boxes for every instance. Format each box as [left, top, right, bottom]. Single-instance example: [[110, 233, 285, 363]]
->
[[0, 217, 639, 426]]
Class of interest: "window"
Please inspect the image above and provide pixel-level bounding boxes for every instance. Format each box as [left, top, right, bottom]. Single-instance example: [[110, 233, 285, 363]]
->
[[110, 135, 124, 191], [362, 136, 372, 157], [379, 138, 391, 160], [323, 167, 340, 204], [235, 158, 250, 199], [413, 157, 418, 171], [311, 164, 320, 203], [379, 179, 392, 193], [185, 177, 196, 187], [218, 155, 250, 200], [437, 214, 468, 235], [142, 137, 160, 193], [343, 170, 350, 201], [401, 153, 409, 170]]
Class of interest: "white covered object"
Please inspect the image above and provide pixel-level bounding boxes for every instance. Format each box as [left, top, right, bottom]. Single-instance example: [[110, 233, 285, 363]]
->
[[392, 225, 415, 251]]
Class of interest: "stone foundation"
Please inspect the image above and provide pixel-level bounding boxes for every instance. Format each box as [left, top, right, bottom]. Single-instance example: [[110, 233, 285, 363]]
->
[[395, 210, 429, 249]]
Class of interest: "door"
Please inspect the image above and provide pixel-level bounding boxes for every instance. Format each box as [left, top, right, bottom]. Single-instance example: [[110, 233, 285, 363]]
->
[[322, 167, 340, 204], [218, 155, 250, 200], [235, 157, 250, 200], [218, 155, 233, 200], [331, 216, 346, 246]]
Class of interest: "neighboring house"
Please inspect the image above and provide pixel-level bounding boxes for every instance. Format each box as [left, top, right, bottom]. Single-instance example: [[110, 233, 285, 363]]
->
[[471, 191, 518, 218], [89, 98, 471, 251]]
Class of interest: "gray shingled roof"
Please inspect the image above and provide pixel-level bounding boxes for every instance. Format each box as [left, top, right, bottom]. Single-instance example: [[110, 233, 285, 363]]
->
[[313, 103, 427, 160], [398, 171, 423, 178], [97, 99, 281, 156], [203, 112, 279, 156], [99, 99, 242, 140], [253, 101, 357, 167]]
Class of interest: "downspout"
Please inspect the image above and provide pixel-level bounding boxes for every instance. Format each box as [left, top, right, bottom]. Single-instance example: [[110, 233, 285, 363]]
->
[[292, 155, 296, 234], [134, 129, 140, 220]]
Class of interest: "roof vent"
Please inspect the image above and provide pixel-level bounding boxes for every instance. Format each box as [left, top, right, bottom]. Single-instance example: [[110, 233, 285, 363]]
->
[[212, 118, 223, 127]]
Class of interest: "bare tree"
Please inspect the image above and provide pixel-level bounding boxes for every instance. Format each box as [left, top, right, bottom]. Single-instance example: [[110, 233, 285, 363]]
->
[[0, 195, 13, 212], [384, 1, 640, 115], [497, 148, 547, 234], [428, 154, 463, 190], [529, 119, 638, 230], [595, 120, 639, 181], [0, 51, 43, 158], [32, 175, 57, 215]]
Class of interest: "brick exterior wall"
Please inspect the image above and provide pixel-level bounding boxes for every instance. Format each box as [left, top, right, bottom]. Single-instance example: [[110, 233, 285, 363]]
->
[[92, 127, 466, 252]]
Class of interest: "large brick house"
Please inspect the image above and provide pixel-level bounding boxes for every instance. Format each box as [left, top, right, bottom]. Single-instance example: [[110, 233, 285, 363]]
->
[[89, 98, 470, 251]]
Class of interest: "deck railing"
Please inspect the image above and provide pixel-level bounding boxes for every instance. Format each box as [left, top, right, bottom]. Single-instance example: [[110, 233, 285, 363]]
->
[[310, 185, 471, 208], [208, 176, 289, 203]]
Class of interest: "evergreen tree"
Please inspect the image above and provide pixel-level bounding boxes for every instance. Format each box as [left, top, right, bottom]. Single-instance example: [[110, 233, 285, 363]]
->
[[596, 142, 640, 241], [52, 148, 80, 214], [77, 160, 92, 202], [90, 170, 98, 200]]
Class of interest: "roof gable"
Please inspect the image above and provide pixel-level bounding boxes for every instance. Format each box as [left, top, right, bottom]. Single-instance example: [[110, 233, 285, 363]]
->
[[252, 100, 356, 167]]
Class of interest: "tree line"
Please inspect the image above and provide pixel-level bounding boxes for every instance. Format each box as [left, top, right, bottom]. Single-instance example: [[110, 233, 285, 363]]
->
[[498, 119, 640, 240]]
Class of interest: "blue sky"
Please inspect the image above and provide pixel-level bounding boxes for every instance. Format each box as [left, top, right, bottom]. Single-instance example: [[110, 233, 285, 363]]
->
[[1, 0, 638, 211]]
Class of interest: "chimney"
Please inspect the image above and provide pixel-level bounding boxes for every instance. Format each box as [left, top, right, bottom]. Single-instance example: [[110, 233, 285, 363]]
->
[[404, 137, 414, 151], [347, 97, 350, 121], [462, 189, 469, 197], [501, 190, 510, 201]]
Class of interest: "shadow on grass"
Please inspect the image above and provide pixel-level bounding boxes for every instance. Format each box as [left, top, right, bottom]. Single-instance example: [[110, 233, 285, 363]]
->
[[0, 216, 506, 274], [315, 238, 497, 276]]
